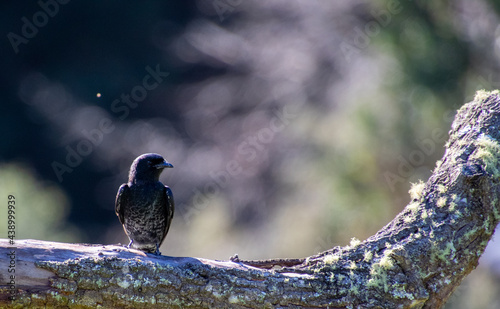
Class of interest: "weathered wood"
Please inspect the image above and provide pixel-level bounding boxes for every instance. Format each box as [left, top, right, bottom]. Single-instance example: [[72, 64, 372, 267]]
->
[[1, 91, 500, 308]]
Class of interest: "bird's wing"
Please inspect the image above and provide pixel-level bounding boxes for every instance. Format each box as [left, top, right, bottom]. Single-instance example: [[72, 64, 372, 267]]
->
[[163, 186, 175, 238], [115, 184, 130, 225]]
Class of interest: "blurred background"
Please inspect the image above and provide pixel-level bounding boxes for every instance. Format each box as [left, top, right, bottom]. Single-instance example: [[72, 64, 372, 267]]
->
[[1, 1, 500, 307]]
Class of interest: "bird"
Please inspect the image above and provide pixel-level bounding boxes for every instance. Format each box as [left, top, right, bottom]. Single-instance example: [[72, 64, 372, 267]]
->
[[115, 153, 174, 255]]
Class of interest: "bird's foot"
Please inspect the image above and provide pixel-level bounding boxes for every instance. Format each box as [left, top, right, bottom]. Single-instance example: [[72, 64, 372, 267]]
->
[[230, 254, 240, 262], [154, 244, 162, 255], [127, 240, 133, 249]]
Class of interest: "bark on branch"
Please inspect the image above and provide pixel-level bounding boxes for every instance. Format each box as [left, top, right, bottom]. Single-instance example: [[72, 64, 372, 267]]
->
[[1, 91, 500, 308]]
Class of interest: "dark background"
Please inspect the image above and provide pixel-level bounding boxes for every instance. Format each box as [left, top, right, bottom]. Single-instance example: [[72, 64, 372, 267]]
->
[[2, 1, 500, 307]]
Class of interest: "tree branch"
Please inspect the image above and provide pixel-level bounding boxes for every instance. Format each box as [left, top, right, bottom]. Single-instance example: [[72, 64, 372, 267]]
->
[[1, 91, 500, 308]]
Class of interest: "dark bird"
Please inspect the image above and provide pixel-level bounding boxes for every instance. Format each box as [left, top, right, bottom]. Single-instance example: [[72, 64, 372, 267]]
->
[[115, 153, 174, 255]]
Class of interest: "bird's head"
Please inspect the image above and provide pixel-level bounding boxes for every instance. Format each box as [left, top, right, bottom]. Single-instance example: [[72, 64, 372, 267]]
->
[[128, 153, 173, 183]]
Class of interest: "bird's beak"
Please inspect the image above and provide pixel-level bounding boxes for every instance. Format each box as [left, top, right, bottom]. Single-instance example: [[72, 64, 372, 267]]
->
[[155, 161, 174, 169]]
